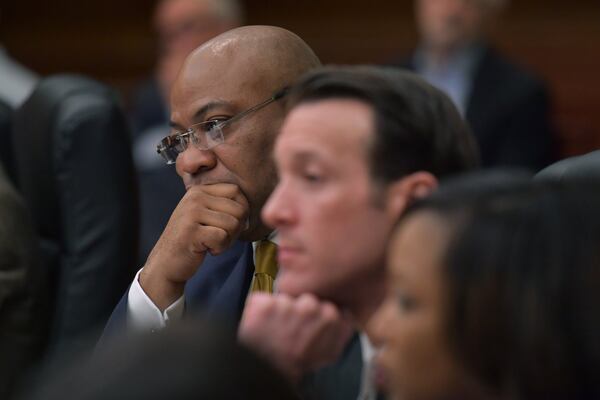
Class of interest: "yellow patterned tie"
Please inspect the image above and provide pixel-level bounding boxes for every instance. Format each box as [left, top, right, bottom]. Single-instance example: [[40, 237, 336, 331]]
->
[[250, 240, 278, 293]]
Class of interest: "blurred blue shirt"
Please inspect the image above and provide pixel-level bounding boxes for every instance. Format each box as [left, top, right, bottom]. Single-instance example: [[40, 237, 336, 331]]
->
[[414, 44, 483, 116]]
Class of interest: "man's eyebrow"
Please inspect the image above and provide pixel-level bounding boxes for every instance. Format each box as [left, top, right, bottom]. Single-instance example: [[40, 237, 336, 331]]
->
[[288, 150, 323, 165], [169, 100, 233, 130], [192, 100, 231, 122]]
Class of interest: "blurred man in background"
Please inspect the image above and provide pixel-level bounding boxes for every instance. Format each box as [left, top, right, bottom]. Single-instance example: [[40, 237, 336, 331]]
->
[[0, 8, 38, 108], [392, 0, 556, 171], [130, 0, 242, 264]]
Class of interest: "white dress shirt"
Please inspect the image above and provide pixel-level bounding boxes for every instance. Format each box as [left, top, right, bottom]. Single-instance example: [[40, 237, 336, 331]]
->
[[414, 43, 483, 116], [358, 333, 378, 400]]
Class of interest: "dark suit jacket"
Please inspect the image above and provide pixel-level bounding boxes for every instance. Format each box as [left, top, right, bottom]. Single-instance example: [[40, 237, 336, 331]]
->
[[300, 334, 364, 400], [393, 45, 556, 171]]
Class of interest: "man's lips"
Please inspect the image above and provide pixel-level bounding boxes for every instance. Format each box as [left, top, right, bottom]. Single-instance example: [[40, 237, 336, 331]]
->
[[276, 245, 303, 264]]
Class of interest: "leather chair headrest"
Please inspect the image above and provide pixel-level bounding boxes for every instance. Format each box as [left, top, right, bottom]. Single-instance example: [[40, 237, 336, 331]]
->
[[12, 75, 134, 238], [535, 150, 600, 184], [0, 100, 16, 183], [11, 74, 138, 354]]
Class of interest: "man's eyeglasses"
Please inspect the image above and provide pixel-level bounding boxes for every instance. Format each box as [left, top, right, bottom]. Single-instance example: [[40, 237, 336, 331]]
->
[[157, 87, 289, 165]]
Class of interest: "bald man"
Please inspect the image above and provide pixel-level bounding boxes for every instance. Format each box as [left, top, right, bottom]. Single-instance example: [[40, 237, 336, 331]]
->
[[103, 27, 376, 400], [105, 26, 321, 335]]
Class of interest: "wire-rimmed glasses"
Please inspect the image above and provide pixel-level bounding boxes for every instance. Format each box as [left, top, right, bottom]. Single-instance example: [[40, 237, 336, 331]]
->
[[157, 87, 289, 165]]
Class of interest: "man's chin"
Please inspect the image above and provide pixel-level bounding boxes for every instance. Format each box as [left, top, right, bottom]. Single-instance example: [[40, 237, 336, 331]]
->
[[276, 275, 328, 299], [276, 275, 308, 297]]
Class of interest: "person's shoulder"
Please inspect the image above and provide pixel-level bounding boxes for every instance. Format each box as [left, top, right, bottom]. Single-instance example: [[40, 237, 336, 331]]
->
[[384, 49, 417, 70], [479, 46, 547, 93]]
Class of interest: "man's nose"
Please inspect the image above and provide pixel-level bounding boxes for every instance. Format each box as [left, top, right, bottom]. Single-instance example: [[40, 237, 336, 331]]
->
[[365, 300, 392, 347], [175, 146, 218, 177], [262, 181, 296, 229]]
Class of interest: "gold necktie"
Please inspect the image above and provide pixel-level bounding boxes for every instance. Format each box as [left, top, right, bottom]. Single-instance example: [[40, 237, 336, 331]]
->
[[250, 240, 278, 293]]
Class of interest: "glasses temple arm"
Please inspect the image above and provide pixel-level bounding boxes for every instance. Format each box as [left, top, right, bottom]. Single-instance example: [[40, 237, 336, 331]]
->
[[222, 86, 290, 127]]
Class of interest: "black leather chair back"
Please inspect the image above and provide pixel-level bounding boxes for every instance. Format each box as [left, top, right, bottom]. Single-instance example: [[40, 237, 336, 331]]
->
[[11, 75, 138, 356], [536, 150, 600, 184], [0, 100, 17, 184]]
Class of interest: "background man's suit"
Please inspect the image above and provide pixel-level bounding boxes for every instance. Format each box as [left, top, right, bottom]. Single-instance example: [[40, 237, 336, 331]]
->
[[393, 45, 557, 171]]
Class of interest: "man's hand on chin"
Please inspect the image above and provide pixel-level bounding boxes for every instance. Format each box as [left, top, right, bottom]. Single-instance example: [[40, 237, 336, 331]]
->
[[140, 183, 249, 311], [238, 292, 354, 383]]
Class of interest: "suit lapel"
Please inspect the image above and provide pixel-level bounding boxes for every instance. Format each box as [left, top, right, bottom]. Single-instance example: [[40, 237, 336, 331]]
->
[[208, 243, 254, 321], [185, 241, 254, 324]]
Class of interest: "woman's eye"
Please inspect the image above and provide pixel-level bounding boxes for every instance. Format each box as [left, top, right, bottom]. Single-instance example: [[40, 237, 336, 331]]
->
[[303, 173, 322, 182], [301, 169, 327, 184], [396, 290, 417, 311]]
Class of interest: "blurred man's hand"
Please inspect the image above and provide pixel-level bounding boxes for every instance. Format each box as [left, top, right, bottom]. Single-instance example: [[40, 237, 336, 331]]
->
[[239, 293, 354, 382]]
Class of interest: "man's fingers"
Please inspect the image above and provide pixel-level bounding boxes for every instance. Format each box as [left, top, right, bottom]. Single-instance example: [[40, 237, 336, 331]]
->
[[197, 225, 234, 256], [295, 293, 321, 320], [237, 293, 354, 381], [176, 185, 250, 256], [239, 293, 274, 334], [185, 188, 248, 221], [194, 208, 242, 237], [295, 299, 348, 363], [196, 183, 249, 208]]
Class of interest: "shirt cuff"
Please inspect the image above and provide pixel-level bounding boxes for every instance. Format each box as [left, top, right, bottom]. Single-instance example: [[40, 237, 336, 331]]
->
[[127, 268, 185, 332]]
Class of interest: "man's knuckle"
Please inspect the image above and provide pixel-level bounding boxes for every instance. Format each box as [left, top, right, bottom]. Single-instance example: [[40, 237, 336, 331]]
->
[[321, 304, 341, 324], [296, 295, 320, 317]]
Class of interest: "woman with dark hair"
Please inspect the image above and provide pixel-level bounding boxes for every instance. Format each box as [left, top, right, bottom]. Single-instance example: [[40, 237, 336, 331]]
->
[[369, 171, 600, 400]]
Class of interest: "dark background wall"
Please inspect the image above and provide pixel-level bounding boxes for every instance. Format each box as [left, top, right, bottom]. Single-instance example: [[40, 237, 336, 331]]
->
[[1, 0, 599, 157]]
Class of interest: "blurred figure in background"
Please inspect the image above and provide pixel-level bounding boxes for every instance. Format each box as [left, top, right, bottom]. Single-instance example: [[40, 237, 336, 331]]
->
[[130, 0, 243, 263], [0, 9, 38, 109], [392, 0, 556, 171], [370, 172, 600, 400]]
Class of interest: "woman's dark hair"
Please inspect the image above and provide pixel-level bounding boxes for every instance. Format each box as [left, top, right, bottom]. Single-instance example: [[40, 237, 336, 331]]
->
[[286, 65, 480, 184], [401, 170, 600, 399]]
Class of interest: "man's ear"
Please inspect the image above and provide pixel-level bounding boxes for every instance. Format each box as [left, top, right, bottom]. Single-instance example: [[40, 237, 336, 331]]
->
[[385, 171, 438, 218]]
